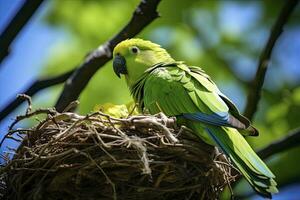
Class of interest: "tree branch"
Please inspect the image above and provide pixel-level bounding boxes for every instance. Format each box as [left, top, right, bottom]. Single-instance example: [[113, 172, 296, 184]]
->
[[258, 127, 300, 159], [55, 0, 162, 112], [0, 69, 74, 122], [0, 0, 44, 65], [243, 0, 299, 121]]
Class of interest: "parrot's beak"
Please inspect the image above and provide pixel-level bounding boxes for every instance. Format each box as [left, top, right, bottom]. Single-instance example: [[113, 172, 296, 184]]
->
[[113, 54, 127, 78]]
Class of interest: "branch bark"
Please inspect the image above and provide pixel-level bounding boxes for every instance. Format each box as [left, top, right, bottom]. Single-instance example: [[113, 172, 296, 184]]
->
[[55, 0, 161, 112], [258, 127, 300, 159], [243, 0, 299, 121], [0, 69, 74, 122], [0, 0, 44, 65]]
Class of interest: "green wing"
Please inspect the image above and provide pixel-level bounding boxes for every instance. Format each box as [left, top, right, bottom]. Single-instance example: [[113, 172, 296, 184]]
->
[[188, 65, 257, 135], [143, 64, 226, 115], [143, 63, 256, 135]]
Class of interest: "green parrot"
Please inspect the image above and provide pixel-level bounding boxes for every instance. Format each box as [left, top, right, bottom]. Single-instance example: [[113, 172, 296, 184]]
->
[[112, 38, 278, 198]]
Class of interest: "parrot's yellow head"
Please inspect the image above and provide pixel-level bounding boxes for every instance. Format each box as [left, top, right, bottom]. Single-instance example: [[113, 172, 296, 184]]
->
[[113, 38, 174, 86]]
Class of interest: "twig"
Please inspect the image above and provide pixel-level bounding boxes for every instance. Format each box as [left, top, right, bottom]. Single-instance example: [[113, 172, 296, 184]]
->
[[16, 94, 32, 114], [80, 151, 117, 200], [131, 117, 179, 144], [9, 108, 56, 130], [55, 0, 162, 112], [258, 127, 300, 159], [62, 100, 80, 112], [91, 132, 116, 161], [244, 0, 299, 120], [91, 112, 178, 143], [0, 69, 74, 123], [0, 108, 56, 147], [0, 0, 44, 65]]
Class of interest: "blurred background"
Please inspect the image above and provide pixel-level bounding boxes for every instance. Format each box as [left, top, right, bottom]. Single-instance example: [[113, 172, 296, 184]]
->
[[0, 0, 299, 199]]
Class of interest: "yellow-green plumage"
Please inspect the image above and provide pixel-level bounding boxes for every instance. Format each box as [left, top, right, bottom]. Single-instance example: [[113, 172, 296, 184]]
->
[[112, 38, 278, 198]]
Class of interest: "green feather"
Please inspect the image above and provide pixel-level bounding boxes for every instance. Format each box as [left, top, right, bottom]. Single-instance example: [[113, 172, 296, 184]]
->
[[204, 125, 277, 197]]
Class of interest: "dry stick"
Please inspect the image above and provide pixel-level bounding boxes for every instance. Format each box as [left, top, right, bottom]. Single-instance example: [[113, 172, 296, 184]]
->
[[132, 117, 178, 144], [55, 0, 161, 112], [0, 0, 44, 65], [128, 183, 205, 192], [20, 159, 51, 192], [24, 120, 83, 166], [258, 127, 300, 159], [0, 69, 74, 122], [17, 94, 32, 114], [91, 112, 178, 143], [243, 0, 299, 121], [27, 113, 107, 165], [0, 108, 56, 147], [79, 151, 117, 200], [8, 108, 56, 130], [91, 133, 116, 161]]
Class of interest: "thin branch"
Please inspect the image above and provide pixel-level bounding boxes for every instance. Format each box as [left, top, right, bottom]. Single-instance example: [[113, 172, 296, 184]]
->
[[244, 0, 299, 120], [0, 107, 57, 147], [0, 69, 74, 122], [0, 0, 44, 65], [17, 94, 32, 114], [55, 0, 162, 112], [258, 127, 300, 159]]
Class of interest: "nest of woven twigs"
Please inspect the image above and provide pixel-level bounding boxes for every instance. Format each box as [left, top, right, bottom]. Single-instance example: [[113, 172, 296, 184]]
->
[[0, 103, 237, 200]]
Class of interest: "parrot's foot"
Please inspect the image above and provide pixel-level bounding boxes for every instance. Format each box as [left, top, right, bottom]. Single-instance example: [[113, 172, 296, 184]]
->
[[154, 112, 177, 128], [154, 112, 169, 124], [127, 113, 178, 144], [153, 112, 178, 144]]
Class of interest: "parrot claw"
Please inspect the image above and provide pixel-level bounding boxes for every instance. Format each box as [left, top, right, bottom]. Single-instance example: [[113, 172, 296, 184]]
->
[[154, 112, 168, 122], [127, 113, 178, 144], [154, 112, 176, 128], [154, 112, 178, 144]]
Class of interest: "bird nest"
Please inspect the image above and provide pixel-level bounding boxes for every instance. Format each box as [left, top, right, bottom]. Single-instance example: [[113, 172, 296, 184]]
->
[[0, 104, 237, 200]]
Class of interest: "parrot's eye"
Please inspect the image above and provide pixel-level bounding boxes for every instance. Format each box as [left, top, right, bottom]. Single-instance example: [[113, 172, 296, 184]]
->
[[130, 46, 139, 54]]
